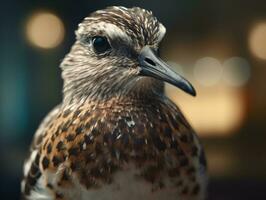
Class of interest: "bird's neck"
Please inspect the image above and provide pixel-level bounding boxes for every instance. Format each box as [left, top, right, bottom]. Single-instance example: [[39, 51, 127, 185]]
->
[[62, 77, 165, 105]]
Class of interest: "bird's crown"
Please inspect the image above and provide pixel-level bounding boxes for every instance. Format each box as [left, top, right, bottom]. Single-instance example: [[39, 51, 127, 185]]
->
[[76, 6, 166, 49]]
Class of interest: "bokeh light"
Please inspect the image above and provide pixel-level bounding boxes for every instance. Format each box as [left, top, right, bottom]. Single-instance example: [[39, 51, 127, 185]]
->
[[193, 57, 223, 86], [166, 85, 246, 137], [223, 57, 251, 87], [26, 11, 65, 49], [249, 22, 266, 60]]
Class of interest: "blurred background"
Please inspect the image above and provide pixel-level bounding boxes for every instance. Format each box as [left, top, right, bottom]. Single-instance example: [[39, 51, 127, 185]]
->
[[1, 0, 266, 199]]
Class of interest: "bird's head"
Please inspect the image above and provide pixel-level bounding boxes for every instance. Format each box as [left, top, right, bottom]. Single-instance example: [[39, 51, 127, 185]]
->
[[61, 6, 196, 102]]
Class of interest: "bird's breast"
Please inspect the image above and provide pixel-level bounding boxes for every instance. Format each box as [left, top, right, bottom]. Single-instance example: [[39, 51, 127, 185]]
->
[[37, 99, 207, 200]]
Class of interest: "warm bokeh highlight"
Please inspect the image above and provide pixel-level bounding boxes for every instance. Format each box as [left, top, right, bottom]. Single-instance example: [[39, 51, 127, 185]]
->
[[26, 12, 65, 49]]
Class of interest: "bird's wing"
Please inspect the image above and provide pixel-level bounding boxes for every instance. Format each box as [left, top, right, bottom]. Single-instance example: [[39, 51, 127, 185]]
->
[[21, 105, 61, 198]]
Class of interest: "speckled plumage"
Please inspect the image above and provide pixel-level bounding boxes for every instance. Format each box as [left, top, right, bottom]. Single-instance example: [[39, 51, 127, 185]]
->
[[22, 6, 207, 200]]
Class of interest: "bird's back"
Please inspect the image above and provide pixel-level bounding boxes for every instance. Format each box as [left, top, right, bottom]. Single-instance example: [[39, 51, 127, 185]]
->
[[22, 96, 207, 200]]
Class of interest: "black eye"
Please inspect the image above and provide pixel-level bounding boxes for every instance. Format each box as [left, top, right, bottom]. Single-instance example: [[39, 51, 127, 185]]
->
[[92, 36, 111, 54]]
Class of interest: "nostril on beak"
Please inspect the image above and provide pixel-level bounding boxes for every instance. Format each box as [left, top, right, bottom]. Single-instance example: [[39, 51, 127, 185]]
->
[[144, 57, 156, 66]]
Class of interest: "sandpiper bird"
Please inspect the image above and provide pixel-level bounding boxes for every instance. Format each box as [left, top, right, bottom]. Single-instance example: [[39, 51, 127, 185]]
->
[[21, 6, 207, 200]]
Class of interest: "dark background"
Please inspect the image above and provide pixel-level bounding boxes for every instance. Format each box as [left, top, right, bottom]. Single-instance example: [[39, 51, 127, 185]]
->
[[1, 0, 266, 199]]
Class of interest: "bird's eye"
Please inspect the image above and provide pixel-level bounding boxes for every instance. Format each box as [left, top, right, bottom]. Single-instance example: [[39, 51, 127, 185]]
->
[[92, 36, 111, 54]]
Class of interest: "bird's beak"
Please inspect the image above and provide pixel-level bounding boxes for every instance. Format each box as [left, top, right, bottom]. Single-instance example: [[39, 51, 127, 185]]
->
[[138, 46, 196, 96]]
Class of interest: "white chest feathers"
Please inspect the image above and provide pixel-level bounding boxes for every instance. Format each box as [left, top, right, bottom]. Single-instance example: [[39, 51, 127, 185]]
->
[[28, 164, 205, 200]]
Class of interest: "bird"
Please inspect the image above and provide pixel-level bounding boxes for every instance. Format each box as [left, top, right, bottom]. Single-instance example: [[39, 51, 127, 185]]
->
[[21, 6, 207, 200]]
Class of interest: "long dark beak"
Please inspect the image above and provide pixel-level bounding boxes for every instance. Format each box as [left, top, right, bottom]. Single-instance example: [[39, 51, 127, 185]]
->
[[138, 46, 196, 96]]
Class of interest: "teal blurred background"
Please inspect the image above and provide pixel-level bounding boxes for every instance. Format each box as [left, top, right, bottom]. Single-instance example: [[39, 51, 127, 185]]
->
[[1, 0, 266, 199]]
